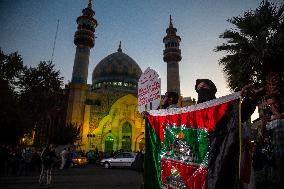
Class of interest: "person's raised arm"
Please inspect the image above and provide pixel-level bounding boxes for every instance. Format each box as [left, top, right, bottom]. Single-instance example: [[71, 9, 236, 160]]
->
[[240, 84, 265, 122]]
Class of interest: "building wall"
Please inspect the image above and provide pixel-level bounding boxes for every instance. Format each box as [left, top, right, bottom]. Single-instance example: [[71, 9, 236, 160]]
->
[[81, 93, 145, 152], [66, 83, 88, 126]]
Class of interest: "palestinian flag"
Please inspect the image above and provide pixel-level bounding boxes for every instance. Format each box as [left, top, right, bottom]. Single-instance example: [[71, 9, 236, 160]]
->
[[144, 93, 241, 189]]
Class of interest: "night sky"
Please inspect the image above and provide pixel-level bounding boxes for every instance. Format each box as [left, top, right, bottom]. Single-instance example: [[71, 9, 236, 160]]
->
[[1, 0, 276, 120]]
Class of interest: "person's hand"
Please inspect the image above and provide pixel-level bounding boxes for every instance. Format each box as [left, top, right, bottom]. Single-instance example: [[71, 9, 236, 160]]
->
[[240, 84, 264, 100], [141, 111, 149, 119]]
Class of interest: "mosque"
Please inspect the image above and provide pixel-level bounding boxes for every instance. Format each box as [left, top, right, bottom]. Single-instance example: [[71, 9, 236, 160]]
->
[[65, 1, 194, 152]]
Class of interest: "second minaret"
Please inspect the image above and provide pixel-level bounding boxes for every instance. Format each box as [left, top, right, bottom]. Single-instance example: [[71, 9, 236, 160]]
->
[[163, 16, 182, 95]]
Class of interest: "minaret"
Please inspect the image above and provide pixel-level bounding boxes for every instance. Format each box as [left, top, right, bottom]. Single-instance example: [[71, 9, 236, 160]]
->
[[66, 0, 97, 125], [163, 15, 181, 95], [71, 0, 97, 84]]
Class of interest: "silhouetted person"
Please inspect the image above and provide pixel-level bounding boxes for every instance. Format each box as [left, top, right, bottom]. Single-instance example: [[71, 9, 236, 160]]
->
[[39, 144, 56, 187], [265, 93, 284, 189], [159, 91, 179, 109]]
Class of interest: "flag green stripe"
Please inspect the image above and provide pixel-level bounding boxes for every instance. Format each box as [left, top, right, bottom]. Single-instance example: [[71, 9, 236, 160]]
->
[[144, 118, 162, 189], [162, 127, 208, 164]]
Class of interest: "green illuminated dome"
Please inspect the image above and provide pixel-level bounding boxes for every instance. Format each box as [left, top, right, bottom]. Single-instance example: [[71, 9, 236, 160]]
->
[[92, 43, 142, 90]]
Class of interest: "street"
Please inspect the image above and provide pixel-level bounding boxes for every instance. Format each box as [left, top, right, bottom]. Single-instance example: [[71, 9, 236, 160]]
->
[[0, 164, 143, 189]]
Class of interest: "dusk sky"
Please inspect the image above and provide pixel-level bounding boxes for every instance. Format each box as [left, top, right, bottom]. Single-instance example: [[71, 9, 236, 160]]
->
[[0, 0, 276, 115]]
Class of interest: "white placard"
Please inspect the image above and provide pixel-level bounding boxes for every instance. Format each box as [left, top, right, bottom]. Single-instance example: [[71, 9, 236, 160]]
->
[[138, 67, 161, 113]]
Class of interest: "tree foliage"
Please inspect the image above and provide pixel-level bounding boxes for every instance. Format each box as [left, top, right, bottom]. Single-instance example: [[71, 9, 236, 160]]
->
[[0, 80, 30, 144], [0, 49, 66, 145], [18, 61, 64, 121], [50, 123, 81, 145], [215, 1, 284, 92], [0, 49, 24, 89], [0, 50, 31, 144]]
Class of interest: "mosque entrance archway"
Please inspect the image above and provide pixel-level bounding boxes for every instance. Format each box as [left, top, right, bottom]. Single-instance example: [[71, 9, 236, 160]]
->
[[105, 136, 114, 152], [121, 122, 132, 151]]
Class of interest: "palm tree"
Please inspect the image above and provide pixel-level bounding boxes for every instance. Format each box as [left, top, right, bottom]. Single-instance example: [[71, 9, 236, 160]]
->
[[216, 1, 284, 97]]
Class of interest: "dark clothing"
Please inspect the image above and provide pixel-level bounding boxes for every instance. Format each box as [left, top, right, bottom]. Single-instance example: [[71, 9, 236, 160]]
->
[[133, 152, 144, 172], [195, 79, 217, 94], [241, 97, 259, 123], [41, 147, 56, 169], [39, 147, 56, 186], [266, 117, 284, 188], [197, 88, 216, 103], [195, 79, 217, 104], [0, 146, 10, 176]]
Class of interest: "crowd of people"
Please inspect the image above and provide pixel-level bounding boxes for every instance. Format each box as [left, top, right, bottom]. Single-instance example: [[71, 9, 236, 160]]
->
[[0, 143, 144, 187], [0, 145, 42, 177]]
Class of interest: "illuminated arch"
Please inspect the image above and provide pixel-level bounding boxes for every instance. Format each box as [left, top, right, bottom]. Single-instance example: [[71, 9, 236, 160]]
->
[[92, 94, 144, 152]]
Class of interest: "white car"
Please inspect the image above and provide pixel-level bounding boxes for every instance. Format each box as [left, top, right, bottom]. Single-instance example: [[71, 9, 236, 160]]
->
[[100, 152, 137, 169]]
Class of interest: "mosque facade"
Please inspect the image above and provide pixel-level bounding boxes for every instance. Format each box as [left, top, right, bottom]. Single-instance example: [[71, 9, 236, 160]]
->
[[66, 1, 195, 152]]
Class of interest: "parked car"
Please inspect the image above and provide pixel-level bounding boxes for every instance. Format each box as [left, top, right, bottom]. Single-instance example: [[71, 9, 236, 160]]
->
[[70, 153, 88, 167], [100, 152, 137, 169]]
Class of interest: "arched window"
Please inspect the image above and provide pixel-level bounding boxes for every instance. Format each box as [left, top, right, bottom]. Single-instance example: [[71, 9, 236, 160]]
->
[[121, 122, 132, 151]]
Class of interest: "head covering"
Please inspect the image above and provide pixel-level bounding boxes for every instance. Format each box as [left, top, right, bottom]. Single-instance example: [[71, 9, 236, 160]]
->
[[159, 91, 179, 109], [195, 79, 217, 94], [165, 91, 179, 104]]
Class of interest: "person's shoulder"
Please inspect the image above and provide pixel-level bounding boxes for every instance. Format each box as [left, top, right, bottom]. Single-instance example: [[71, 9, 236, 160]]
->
[[168, 104, 178, 109], [266, 117, 284, 129]]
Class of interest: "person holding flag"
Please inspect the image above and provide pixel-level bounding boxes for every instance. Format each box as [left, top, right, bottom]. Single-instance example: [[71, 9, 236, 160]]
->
[[195, 79, 264, 188], [144, 79, 264, 189]]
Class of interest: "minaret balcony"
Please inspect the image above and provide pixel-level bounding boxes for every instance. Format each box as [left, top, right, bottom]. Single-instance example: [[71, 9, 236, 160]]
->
[[163, 52, 182, 62], [163, 48, 181, 55], [75, 29, 94, 38], [77, 16, 97, 27], [163, 35, 181, 42], [74, 34, 95, 48]]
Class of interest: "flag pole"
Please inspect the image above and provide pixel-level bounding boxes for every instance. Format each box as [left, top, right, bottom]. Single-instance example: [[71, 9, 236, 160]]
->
[[238, 97, 242, 189]]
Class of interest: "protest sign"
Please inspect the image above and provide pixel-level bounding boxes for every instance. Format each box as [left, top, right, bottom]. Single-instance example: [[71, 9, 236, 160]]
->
[[138, 67, 161, 113]]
